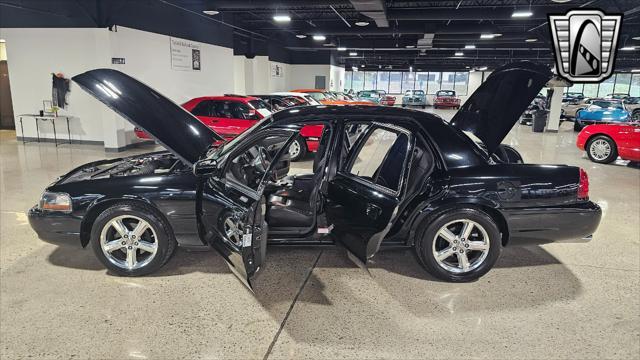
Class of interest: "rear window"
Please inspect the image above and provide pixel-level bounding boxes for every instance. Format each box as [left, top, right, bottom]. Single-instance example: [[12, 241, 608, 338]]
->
[[436, 90, 456, 97]]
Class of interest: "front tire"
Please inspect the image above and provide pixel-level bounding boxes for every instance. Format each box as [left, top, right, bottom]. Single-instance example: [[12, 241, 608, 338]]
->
[[586, 135, 618, 164], [415, 208, 502, 282], [574, 121, 584, 132], [288, 136, 307, 162], [91, 202, 177, 276], [633, 110, 640, 121]]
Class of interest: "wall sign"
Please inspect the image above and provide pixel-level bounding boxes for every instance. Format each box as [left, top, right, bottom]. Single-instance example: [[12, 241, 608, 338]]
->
[[170, 38, 201, 71], [111, 58, 125, 65], [271, 63, 283, 78]]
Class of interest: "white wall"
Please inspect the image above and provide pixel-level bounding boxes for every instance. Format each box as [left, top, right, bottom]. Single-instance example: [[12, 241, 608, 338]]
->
[[0, 26, 235, 150], [289, 64, 333, 90], [329, 65, 345, 92], [233, 56, 246, 94]]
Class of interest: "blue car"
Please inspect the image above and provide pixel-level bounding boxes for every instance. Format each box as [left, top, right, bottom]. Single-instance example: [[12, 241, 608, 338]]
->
[[574, 99, 629, 131]]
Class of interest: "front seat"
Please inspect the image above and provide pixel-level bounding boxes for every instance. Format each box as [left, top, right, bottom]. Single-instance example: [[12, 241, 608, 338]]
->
[[266, 128, 331, 228]]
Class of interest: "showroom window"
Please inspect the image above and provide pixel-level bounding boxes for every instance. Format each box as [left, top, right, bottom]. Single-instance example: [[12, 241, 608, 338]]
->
[[631, 74, 640, 97], [583, 83, 599, 98], [401, 72, 416, 93], [352, 71, 365, 91], [377, 71, 390, 92], [597, 75, 616, 97], [427, 72, 442, 95], [614, 73, 632, 95], [345, 70, 470, 95], [364, 71, 377, 90], [389, 72, 403, 93]]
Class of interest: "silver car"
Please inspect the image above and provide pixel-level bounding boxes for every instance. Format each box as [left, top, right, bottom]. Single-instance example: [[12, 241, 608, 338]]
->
[[402, 89, 427, 108]]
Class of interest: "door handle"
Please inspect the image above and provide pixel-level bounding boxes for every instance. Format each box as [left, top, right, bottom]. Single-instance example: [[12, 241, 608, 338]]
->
[[365, 203, 382, 220]]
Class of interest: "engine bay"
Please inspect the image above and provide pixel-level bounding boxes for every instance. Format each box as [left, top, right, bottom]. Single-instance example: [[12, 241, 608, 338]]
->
[[61, 152, 185, 183]]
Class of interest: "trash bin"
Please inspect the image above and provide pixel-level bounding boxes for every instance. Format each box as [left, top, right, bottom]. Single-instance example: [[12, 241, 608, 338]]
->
[[532, 109, 549, 133]]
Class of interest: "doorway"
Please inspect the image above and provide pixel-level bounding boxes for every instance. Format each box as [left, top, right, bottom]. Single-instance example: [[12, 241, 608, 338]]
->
[[0, 40, 15, 130]]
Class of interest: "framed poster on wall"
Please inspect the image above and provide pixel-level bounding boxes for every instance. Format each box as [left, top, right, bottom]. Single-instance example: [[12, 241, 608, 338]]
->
[[271, 63, 283, 77], [170, 38, 201, 71]]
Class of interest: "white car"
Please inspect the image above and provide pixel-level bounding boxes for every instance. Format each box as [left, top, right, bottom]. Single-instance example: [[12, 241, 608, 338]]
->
[[271, 92, 321, 106]]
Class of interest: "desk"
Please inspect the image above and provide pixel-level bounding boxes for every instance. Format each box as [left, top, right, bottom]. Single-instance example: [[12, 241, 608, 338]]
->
[[18, 114, 72, 147]]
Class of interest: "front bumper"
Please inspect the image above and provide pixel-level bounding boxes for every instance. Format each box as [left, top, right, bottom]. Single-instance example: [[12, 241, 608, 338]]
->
[[28, 206, 82, 246], [504, 201, 602, 245]]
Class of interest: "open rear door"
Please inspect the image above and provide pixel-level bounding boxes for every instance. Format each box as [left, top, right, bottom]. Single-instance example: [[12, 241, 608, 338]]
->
[[197, 129, 296, 289], [325, 123, 413, 264]]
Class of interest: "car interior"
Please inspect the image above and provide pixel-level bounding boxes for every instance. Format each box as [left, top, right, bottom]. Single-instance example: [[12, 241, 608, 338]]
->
[[223, 120, 419, 242]]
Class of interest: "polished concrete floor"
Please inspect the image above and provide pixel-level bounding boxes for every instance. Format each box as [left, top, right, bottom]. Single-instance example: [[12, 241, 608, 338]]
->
[[1, 110, 639, 359]]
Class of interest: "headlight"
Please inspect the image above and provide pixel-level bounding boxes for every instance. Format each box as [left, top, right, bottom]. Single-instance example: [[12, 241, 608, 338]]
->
[[39, 192, 72, 212]]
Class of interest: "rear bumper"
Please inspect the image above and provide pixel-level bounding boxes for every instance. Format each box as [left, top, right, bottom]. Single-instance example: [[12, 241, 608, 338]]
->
[[28, 206, 82, 246], [503, 201, 602, 245]]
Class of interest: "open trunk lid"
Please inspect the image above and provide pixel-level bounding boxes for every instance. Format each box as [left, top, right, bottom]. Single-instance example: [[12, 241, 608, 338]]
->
[[450, 61, 553, 154]]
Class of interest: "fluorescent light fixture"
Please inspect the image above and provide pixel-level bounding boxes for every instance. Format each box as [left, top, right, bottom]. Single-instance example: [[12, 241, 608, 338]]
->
[[478, 66, 488, 71], [0, 39, 5, 43], [203, 10, 219, 15], [337, 47, 347, 51], [480, 33, 501, 39], [349, 52, 358, 56], [352, 66, 358, 71], [512, 10, 533, 18], [455, 52, 464, 56], [273, 15, 291, 22], [409, 66, 413, 72], [620, 46, 637, 51], [355, 21, 369, 26], [405, 45, 415, 48], [631, 69, 640, 72], [525, 38, 538, 42], [464, 45, 476, 49], [296, 34, 307, 39], [469, 69, 475, 73], [312, 35, 326, 41]]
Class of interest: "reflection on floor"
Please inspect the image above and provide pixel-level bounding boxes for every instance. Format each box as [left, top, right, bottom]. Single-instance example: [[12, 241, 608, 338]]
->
[[1, 107, 638, 359]]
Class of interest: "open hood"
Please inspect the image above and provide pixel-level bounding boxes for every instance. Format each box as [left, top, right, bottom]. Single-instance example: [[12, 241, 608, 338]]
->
[[72, 69, 222, 166], [450, 61, 553, 154]]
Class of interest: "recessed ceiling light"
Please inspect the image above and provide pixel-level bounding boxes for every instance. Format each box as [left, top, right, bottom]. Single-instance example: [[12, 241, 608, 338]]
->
[[525, 38, 538, 42], [337, 47, 347, 51], [361, 64, 365, 67], [405, 45, 415, 48], [620, 46, 637, 51], [465, 66, 470, 68], [455, 52, 464, 56], [464, 45, 476, 49], [312, 35, 326, 41], [355, 21, 369, 26], [203, 10, 219, 15], [273, 15, 291, 22], [296, 34, 307, 39], [512, 10, 533, 18], [349, 52, 358, 56]]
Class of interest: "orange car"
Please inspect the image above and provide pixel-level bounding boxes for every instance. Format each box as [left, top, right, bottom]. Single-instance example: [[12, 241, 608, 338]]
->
[[291, 89, 373, 106]]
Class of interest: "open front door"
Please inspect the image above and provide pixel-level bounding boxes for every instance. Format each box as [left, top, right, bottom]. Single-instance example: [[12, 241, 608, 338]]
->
[[325, 123, 413, 264], [196, 129, 296, 288]]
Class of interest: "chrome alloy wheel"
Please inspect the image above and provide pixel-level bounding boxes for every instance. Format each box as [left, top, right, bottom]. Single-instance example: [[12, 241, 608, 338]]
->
[[224, 217, 242, 246], [432, 219, 490, 273], [589, 139, 611, 161], [100, 215, 158, 270], [288, 139, 301, 159]]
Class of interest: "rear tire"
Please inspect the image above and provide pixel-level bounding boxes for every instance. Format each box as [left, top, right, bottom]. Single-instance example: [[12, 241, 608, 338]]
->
[[633, 110, 640, 121], [586, 135, 618, 164], [421, 105, 426, 109], [574, 121, 584, 132], [414, 208, 501, 282], [91, 202, 177, 276]]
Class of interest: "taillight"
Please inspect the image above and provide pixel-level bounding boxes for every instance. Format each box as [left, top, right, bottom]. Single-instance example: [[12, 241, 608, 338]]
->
[[578, 168, 589, 200]]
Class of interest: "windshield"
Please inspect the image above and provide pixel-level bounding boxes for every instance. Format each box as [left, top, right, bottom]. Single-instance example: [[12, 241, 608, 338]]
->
[[307, 92, 328, 101], [409, 90, 425, 95], [206, 115, 275, 161], [592, 100, 623, 109], [248, 100, 269, 109], [436, 90, 455, 97]]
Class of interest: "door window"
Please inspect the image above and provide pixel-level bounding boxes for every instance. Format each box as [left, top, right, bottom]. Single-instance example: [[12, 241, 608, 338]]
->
[[211, 101, 257, 120], [190, 100, 214, 117], [225, 135, 292, 191], [346, 127, 410, 192]]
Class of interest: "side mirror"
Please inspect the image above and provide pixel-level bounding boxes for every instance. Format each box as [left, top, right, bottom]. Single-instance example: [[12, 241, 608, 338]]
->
[[193, 158, 220, 176]]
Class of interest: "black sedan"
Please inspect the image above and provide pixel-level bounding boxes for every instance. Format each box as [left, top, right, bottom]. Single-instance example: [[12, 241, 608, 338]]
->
[[29, 61, 601, 286]]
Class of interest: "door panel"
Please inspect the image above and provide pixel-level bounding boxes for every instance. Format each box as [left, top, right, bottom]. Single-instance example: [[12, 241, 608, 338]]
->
[[197, 129, 296, 287], [326, 124, 412, 263]]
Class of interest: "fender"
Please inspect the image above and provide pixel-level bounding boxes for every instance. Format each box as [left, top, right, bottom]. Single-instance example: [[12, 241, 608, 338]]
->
[[79, 195, 166, 247]]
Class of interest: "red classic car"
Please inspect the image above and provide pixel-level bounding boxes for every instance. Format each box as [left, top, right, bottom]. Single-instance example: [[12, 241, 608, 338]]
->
[[576, 123, 640, 164], [433, 90, 461, 109], [135, 95, 321, 161]]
